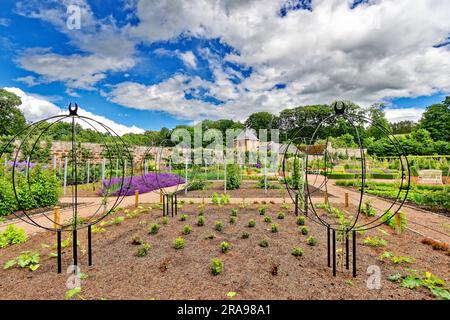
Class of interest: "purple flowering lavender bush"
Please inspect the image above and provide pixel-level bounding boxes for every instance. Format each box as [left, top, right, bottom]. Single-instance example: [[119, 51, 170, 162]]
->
[[99, 172, 185, 196]]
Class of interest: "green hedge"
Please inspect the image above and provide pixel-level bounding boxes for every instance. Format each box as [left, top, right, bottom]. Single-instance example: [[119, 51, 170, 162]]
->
[[0, 165, 61, 216], [326, 173, 356, 179], [226, 164, 241, 190], [369, 173, 397, 179]]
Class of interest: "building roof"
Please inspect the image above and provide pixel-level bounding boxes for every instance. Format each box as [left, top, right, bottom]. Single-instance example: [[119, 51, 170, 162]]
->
[[234, 129, 259, 141]]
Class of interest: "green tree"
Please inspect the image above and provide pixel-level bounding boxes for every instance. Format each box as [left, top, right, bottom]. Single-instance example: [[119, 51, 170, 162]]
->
[[366, 103, 390, 139], [390, 120, 417, 135], [0, 89, 25, 136], [419, 97, 450, 142], [245, 112, 276, 139]]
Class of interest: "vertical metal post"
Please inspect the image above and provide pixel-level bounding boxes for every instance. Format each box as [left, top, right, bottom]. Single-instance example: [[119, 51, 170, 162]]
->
[[346, 228, 349, 270], [304, 191, 308, 217], [73, 229, 78, 268], [162, 194, 166, 216], [57, 229, 62, 274], [327, 226, 331, 267], [175, 194, 178, 216], [294, 194, 299, 216], [185, 157, 188, 195], [345, 192, 349, 208], [88, 225, 92, 266], [63, 157, 68, 195], [352, 230, 357, 277], [332, 229, 336, 276]]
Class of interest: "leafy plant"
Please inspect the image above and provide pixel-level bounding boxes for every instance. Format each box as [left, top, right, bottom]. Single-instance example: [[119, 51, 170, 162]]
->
[[220, 193, 231, 205], [248, 219, 256, 228], [271, 224, 279, 233], [264, 215, 272, 223], [231, 208, 238, 217], [211, 192, 219, 205], [291, 247, 304, 257], [211, 258, 224, 275], [161, 217, 168, 225], [214, 220, 223, 231], [296, 216, 306, 226], [363, 236, 388, 247], [229, 216, 236, 224], [180, 214, 188, 221], [4, 251, 40, 271], [259, 239, 269, 248], [361, 200, 377, 217], [197, 216, 205, 226], [0, 224, 27, 249], [65, 287, 82, 300], [135, 243, 151, 257], [258, 206, 266, 215], [182, 225, 192, 235], [300, 226, 309, 235], [241, 232, 250, 239], [381, 210, 407, 233], [220, 241, 231, 253], [173, 237, 185, 249], [307, 236, 317, 246], [226, 164, 241, 190], [148, 223, 160, 235], [277, 212, 285, 219]]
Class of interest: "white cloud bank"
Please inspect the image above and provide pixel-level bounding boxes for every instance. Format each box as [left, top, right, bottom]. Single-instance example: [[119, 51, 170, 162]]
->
[[4, 87, 145, 135]]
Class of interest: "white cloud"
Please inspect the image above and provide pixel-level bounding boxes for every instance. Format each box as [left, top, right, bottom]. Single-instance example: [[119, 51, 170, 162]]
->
[[15, 75, 40, 87], [3, 87, 145, 135], [385, 107, 425, 123], [0, 18, 10, 27], [178, 51, 197, 69]]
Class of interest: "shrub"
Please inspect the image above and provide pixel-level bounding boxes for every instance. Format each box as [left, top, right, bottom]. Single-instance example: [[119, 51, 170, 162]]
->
[[197, 216, 205, 226], [187, 178, 207, 191], [180, 214, 188, 221], [296, 216, 306, 226], [363, 236, 388, 247], [231, 208, 238, 216], [173, 237, 185, 249], [214, 220, 223, 231], [220, 241, 231, 253], [381, 211, 407, 233], [229, 216, 236, 224], [277, 212, 285, 219], [291, 247, 304, 257], [307, 236, 317, 246], [361, 200, 377, 217], [248, 219, 256, 228], [211, 258, 223, 275], [211, 192, 219, 205], [3, 251, 40, 271], [161, 217, 168, 225], [148, 223, 160, 235], [136, 243, 151, 257], [0, 225, 27, 248], [264, 215, 272, 223], [258, 206, 266, 215], [326, 173, 356, 180], [241, 232, 250, 239], [271, 224, 279, 233], [220, 193, 231, 205], [226, 164, 241, 190], [300, 226, 309, 235], [182, 225, 192, 235], [259, 239, 269, 248]]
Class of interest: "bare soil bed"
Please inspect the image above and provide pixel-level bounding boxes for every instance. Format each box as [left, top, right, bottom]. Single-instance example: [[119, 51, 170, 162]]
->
[[0, 202, 448, 300]]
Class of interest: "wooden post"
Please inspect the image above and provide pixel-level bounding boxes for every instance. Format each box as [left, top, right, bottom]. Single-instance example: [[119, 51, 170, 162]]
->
[[345, 192, 349, 208], [395, 214, 402, 234], [160, 189, 163, 203], [54, 206, 60, 229], [135, 190, 139, 208], [324, 191, 328, 205]]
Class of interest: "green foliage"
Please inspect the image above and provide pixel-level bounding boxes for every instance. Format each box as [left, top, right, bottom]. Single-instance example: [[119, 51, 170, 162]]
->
[[299, 226, 309, 235], [231, 208, 238, 216], [363, 236, 388, 247], [180, 214, 188, 221], [173, 237, 185, 249], [161, 217, 168, 225], [241, 232, 250, 239], [220, 193, 231, 205], [220, 241, 231, 253], [229, 216, 236, 224], [0, 165, 61, 216], [296, 215, 306, 226], [4, 251, 40, 271], [381, 211, 407, 233], [197, 216, 205, 226], [136, 243, 151, 257], [226, 164, 241, 190], [258, 206, 266, 215], [397, 270, 450, 300], [0, 89, 25, 136], [0, 225, 27, 248], [247, 219, 256, 228], [264, 215, 272, 223], [419, 100, 450, 142], [214, 220, 223, 231], [277, 212, 285, 219], [291, 158, 301, 190], [211, 258, 224, 275], [259, 239, 269, 248], [271, 224, 279, 233], [291, 247, 304, 257], [307, 236, 317, 246], [211, 192, 219, 205], [182, 225, 192, 235], [187, 178, 207, 191], [65, 287, 82, 300], [361, 200, 376, 217], [148, 223, 160, 235]]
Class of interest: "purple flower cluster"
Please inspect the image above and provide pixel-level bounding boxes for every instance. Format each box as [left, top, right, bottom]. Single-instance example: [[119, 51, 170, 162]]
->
[[99, 172, 185, 196], [7, 161, 37, 170], [254, 163, 262, 169]]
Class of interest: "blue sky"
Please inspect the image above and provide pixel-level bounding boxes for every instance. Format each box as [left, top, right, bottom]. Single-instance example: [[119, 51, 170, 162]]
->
[[0, 0, 449, 134]]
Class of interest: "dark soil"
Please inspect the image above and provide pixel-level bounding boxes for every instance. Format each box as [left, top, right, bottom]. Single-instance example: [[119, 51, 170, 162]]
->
[[0, 202, 448, 300]]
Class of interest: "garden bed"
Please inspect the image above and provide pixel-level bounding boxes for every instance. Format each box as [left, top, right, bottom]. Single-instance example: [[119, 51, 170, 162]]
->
[[0, 202, 448, 300]]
